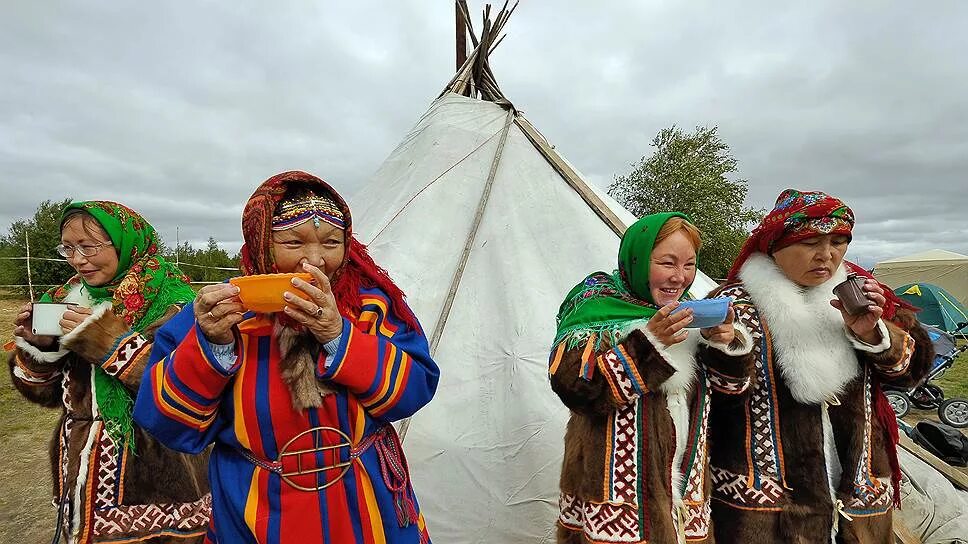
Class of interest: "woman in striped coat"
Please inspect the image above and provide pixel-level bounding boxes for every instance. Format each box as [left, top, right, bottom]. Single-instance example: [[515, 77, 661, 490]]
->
[[134, 171, 439, 543]]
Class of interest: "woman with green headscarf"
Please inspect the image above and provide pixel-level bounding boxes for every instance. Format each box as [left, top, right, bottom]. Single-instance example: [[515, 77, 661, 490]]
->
[[10, 201, 211, 543], [550, 213, 756, 544]]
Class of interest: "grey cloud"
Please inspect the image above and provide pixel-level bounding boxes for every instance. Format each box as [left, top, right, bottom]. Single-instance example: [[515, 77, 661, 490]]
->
[[1, 0, 966, 265]]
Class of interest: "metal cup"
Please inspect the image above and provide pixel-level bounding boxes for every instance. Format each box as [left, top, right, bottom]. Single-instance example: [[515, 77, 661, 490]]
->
[[833, 274, 871, 316]]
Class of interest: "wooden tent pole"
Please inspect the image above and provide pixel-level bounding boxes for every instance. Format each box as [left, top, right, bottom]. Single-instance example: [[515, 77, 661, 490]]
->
[[456, 1, 467, 72], [398, 110, 516, 443]]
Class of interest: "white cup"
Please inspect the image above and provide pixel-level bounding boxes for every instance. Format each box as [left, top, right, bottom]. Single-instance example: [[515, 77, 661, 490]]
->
[[31, 302, 69, 337]]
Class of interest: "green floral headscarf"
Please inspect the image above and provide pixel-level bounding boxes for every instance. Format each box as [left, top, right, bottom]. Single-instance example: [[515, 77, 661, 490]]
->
[[552, 212, 695, 350], [43, 201, 195, 448]]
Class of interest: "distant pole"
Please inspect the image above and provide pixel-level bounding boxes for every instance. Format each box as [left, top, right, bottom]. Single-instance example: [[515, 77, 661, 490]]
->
[[175, 226, 180, 266], [25, 233, 34, 302], [455, 0, 467, 70]]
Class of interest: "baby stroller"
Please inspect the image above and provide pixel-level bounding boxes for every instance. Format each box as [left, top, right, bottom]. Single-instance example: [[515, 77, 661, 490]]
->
[[885, 322, 968, 428]]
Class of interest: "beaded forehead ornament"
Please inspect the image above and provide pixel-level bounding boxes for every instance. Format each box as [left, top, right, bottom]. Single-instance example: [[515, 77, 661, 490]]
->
[[271, 194, 346, 231]]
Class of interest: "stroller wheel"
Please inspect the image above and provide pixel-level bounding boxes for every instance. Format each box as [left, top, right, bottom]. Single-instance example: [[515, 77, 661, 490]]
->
[[886, 391, 912, 419], [938, 398, 968, 429]]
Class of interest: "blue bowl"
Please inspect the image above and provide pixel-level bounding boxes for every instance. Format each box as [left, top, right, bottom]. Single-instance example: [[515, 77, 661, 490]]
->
[[671, 297, 730, 329]]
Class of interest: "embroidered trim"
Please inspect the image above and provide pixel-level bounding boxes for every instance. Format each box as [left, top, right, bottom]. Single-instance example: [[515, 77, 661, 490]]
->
[[876, 332, 913, 377], [707, 366, 751, 395], [559, 492, 649, 543], [91, 494, 212, 539], [711, 466, 783, 509], [101, 332, 149, 378], [13, 354, 62, 384], [598, 345, 647, 403]]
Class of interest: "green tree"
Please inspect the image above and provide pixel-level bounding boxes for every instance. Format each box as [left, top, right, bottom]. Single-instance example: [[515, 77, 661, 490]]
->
[[608, 125, 764, 279], [0, 198, 75, 298]]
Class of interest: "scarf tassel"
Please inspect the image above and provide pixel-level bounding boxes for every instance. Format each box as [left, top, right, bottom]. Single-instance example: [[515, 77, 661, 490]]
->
[[94, 367, 137, 453], [579, 333, 597, 381]]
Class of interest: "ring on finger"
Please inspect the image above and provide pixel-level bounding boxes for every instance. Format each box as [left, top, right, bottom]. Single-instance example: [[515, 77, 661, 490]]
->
[[314, 306, 324, 318], [207, 310, 216, 320]]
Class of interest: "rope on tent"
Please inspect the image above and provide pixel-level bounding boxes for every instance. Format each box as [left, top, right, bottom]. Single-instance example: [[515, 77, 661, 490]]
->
[[368, 125, 508, 245], [515, 116, 627, 237], [398, 109, 515, 443]]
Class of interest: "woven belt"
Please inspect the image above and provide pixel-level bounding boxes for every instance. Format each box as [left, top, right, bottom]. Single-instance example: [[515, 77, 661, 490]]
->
[[237, 425, 389, 492]]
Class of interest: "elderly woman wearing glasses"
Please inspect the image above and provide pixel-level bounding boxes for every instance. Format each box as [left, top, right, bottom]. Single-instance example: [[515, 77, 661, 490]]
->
[[9, 201, 211, 543], [134, 171, 439, 543]]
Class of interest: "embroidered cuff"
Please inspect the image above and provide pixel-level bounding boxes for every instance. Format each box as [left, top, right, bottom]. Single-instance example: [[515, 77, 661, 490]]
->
[[597, 344, 648, 404], [12, 353, 62, 385], [318, 317, 354, 380], [698, 321, 754, 357], [707, 366, 752, 395], [100, 332, 150, 379], [847, 320, 891, 353]]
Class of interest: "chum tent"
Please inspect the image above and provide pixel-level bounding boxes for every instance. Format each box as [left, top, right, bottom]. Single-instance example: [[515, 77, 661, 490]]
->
[[348, 3, 715, 542], [347, 2, 967, 542], [874, 249, 968, 308]]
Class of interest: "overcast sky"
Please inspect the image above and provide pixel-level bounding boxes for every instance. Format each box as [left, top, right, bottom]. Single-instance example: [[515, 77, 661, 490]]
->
[[2, 1, 966, 269]]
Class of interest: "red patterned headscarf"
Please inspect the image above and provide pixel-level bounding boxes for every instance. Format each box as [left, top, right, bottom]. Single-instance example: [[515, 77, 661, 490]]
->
[[727, 189, 855, 281], [240, 171, 419, 331]]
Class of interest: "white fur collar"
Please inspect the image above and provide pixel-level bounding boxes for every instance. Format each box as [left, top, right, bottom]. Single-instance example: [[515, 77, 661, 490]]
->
[[635, 327, 699, 395], [739, 254, 859, 405]]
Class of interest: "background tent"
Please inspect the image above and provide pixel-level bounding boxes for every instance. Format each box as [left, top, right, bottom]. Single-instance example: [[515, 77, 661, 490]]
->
[[348, 3, 716, 542], [874, 249, 968, 307], [896, 447, 968, 544], [895, 283, 968, 333]]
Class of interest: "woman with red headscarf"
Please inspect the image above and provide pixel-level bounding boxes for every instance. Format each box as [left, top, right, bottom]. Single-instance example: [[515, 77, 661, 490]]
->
[[134, 171, 438, 543], [705, 189, 932, 543]]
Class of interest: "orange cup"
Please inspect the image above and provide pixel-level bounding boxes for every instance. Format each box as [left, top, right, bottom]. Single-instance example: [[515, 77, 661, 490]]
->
[[229, 273, 313, 313]]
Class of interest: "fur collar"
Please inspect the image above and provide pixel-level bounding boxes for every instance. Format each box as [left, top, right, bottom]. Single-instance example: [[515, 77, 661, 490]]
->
[[739, 253, 859, 404], [273, 320, 334, 410], [633, 326, 699, 395]]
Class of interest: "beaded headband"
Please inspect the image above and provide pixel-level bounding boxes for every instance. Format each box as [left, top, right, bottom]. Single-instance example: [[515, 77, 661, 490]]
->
[[271, 194, 346, 231]]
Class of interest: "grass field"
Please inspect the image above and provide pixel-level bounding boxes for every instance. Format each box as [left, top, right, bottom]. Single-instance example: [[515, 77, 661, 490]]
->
[[0, 298, 59, 544]]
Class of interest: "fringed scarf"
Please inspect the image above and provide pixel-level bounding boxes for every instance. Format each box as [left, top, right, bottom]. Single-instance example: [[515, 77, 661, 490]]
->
[[45, 201, 195, 449], [551, 213, 693, 374]]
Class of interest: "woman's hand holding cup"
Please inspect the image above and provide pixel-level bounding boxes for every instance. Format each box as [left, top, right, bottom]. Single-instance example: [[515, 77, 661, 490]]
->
[[13, 303, 56, 349], [646, 302, 693, 347], [831, 278, 885, 344], [196, 284, 246, 344], [700, 302, 736, 345], [60, 305, 93, 334], [283, 262, 342, 345]]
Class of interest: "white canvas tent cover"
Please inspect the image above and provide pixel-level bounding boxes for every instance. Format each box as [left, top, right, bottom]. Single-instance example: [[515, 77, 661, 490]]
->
[[897, 447, 968, 544], [348, 3, 714, 542], [874, 249, 968, 307]]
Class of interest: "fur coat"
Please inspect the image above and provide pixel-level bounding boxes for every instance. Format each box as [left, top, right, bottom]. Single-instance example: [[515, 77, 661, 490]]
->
[[550, 320, 755, 544], [9, 287, 211, 543], [707, 254, 932, 544]]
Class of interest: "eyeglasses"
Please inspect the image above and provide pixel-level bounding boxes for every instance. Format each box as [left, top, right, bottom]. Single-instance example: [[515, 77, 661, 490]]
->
[[56, 243, 105, 258]]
